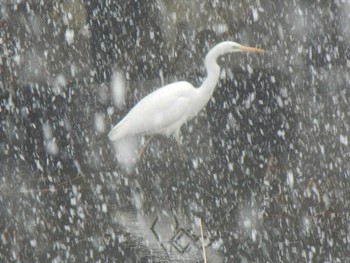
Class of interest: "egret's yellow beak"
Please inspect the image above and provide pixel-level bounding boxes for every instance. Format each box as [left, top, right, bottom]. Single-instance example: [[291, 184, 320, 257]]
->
[[239, 45, 265, 53]]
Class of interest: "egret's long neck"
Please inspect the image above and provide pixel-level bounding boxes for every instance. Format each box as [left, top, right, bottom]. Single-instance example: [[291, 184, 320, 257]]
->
[[194, 50, 222, 112]]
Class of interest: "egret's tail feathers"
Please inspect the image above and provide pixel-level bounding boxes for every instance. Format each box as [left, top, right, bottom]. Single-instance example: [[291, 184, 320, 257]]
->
[[108, 126, 123, 141]]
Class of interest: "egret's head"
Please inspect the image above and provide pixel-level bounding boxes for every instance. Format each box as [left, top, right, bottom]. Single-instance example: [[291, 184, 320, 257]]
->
[[205, 41, 264, 67], [222, 41, 264, 54]]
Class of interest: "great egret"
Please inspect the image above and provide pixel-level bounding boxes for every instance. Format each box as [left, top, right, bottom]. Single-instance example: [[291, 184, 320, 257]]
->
[[108, 41, 264, 142]]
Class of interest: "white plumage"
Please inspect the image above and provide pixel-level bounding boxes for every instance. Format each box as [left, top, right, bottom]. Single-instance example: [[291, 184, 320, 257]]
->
[[108, 41, 264, 142]]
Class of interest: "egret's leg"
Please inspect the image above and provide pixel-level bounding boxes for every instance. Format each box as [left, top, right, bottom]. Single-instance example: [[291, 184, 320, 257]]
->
[[137, 136, 153, 159], [174, 130, 187, 160], [174, 129, 182, 145]]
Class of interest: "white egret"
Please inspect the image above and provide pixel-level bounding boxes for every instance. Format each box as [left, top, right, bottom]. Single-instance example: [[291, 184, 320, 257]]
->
[[108, 41, 264, 143]]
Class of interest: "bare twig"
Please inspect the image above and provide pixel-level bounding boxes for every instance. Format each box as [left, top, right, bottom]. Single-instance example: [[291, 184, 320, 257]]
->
[[137, 136, 153, 159], [200, 218, 207, 263]]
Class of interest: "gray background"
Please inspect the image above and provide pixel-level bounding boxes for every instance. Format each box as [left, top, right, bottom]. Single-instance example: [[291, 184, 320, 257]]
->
[[1, 0, 349, 262]]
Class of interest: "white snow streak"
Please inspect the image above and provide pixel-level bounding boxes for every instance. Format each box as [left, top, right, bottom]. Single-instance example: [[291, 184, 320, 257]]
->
[[94, 113, 105, 133], [111, 69, 126, 109], [65, 28, 75, 45], [339, 134, 348, 146]]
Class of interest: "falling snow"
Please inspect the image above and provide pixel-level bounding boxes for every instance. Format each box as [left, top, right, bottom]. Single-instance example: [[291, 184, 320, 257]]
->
[[64, 28, 75, 45], [111, 69, 126, 109], [1, 1, 350, 262]]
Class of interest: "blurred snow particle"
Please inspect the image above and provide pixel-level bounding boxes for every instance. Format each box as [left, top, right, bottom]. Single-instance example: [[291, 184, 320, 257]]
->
[[280, 87, 288, 98], [70, 63, 78, 77], [252, 8, 258, 22], [212, 23, 228, 35], [311, 184, 320, 201], [102, 203, 107, 213], [339, 134, 348, 145], [111, 69, 126, 109], [70, 197, 76, 206], [98, 83, 109, 103], [159, 68, 164, 85], [65, 28, 74, 45], [112, 137, 139, 172], [322, 193, 330, 209], [35, 159, 44, 172], [72, 185, 78, 195], [227, 112, 238, 130], [46, 140, 59, 156], [277, 129, 285, 139], [192, 158, 198, 169], [228, 162, 233, 172], [246, 64, 253, 75], [243, 218, 252, 228], [20, 106, 29, 118], [77, 207, 85, 219], [30, 239, 37, 247], [298, 45, 303, 54], [42, 122, 59, 155], [302, 217, 311, 235], [247, 133, 252, 144], [52, 74, 67, 95], [276, 96, 284, 107], [277, 23, 284, 40], [211, 238, 223, 250], [13, 54, 21, 65], [54, 74, 67, 87], [94, 113, 105, 133], [107, 107, 114, 116], [319, 144, 325, 155], [244, 92, 255, 109], [270, 75, 276, 83], [43, 122, 53, 140], [131, 182, 144, 210], [286, 170, 294, 189], [251, 229, 257, 242]]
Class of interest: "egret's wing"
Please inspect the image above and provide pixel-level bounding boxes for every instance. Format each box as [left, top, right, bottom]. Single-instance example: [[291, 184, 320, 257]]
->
[[108, 81, 195, 140]]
